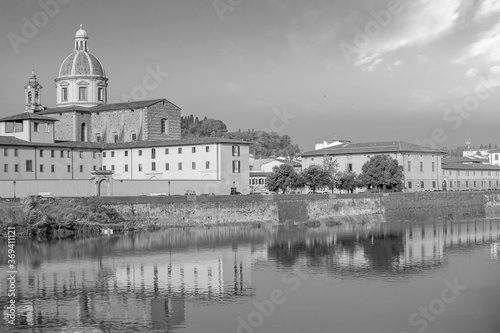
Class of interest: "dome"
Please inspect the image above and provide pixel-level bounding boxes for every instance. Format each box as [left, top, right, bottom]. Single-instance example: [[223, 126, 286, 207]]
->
[[75, 24, 88, 39], [58, 51, 105, 77]]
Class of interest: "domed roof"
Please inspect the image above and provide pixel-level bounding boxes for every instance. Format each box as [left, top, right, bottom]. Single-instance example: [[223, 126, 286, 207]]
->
[[58, 51, 106, 77], [75, 26, 88, 39]]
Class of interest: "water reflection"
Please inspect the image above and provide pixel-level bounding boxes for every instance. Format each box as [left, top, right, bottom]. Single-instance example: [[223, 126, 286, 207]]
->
[[1, 220, 500, 332]]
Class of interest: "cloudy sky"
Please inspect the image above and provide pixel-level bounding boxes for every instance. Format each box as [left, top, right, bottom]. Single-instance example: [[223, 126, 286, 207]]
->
[[1, 0, 500, 151]]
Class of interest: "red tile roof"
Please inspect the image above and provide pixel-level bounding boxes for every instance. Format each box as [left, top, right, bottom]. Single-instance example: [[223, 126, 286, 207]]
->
[[0, 113, 59, 122], [301, 141, 444, 157]]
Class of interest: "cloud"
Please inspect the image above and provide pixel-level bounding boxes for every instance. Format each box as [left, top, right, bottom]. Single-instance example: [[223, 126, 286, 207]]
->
[[352, 0, 463, 70], [455, 20, 500, 64], [365, 58, 384, 72], [227, 82, 242, 91], [394, 60, 403, 66], [465, 68, 479, 78], [475, 0, 500, 21]]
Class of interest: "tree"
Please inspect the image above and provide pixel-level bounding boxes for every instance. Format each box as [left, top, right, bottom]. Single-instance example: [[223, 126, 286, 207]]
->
[[322, 155, 341, 192], [266, 164, 299, 194], [336, 171, 360, 193], [301, 165, 332, 193], [359, 155, 403, 191]]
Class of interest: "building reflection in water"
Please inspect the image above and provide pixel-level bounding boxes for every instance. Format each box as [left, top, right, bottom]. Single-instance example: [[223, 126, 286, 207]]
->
[[1, 221, 500, 331]]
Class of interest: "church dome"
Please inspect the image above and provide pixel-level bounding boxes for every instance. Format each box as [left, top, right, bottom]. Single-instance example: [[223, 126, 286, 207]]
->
[[75, 26, 88, 39], [58, 51, 105, 77]]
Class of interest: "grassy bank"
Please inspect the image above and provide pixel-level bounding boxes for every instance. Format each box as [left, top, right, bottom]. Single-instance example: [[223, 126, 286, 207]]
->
[[0, 197, 128, 238]]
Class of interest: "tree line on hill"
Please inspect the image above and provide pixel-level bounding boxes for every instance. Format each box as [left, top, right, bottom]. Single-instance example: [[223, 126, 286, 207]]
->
[[443, 143, 498, 157], [265, 155, 404, 194], [181, 115, 301, 158]]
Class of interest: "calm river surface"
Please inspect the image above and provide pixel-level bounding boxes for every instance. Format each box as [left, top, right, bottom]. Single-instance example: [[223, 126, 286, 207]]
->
[[1, 220, 500, 333]]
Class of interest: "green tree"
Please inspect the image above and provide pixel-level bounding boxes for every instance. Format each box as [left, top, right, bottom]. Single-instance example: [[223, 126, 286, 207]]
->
[[359, 155, 403, 191], [266, 164, 299, 194], [301, 165, 332, 193], [336, 171, 360, 193], [322, 155, 341, 192]]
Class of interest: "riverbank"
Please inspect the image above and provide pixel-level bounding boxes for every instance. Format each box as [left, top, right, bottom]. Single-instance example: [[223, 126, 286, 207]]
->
[[2, 191, 500, 237]]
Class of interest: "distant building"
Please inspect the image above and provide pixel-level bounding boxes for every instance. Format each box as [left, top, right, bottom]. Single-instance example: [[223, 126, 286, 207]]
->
[[0, 26, 250, 197], [248, 157, 301, 193], [301, 141, 445, 192], [441, 157, 500, 190]]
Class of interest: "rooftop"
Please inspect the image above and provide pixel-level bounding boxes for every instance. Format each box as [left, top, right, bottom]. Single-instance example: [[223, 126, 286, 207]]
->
[[38, 99, 179, 114], [441, 162, 500, 171], [0, 113, 59, 122], [301, 141, 444, 157]]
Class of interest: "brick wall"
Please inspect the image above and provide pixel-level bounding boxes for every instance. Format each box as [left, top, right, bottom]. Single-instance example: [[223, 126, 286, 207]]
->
[[145, 102, 181, 140]]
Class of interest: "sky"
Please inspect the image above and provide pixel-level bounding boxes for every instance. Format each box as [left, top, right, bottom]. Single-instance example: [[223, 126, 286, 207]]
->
[[1, 0, 500, 152]]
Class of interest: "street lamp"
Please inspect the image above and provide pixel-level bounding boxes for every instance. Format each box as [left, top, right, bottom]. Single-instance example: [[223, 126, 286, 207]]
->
[[168, 181, 171, 196], [13, 181, 16, 199]]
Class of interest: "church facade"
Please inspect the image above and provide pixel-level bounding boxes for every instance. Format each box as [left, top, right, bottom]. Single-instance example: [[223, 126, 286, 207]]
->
[[0, 27, 249, 197]]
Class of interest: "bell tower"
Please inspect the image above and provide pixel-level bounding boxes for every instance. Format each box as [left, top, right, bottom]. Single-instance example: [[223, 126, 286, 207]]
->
[[24, 69, 43, 113]]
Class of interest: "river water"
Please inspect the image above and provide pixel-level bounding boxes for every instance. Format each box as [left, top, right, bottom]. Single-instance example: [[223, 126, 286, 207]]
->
[[1, 219, 500, 333]]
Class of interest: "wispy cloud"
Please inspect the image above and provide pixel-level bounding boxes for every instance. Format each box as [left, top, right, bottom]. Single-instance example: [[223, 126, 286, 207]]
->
[[474, 0, 500, 21], [455, 20, 500, 64]]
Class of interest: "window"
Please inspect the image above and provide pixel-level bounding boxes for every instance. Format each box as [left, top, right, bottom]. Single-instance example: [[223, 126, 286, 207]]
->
[[420, 162, 424, 172], [432, 181, 436, 188], [432, 162, 435, 172], [62, 87, 68, 101], [125, 151, 128, 157], [98, 88, 104, 101], [489, 180, 492, 187], [45, 123, 50, 133], [14, 149, 18, 157], [138, 164, 142, 172], [39, 150, 43, 157], [496, 154, 499, 161], [161, 118, 168, 134], [138, 150, 142, 156], [79, 151, 83, 158], [151, 149, 156, 159], [40, 164, 44, 173], [131, 133, 137, 141], [67, 165, 71, 172], [111, 151, 115, 158], [420, 181, 424, 188], [259, 179, 264, 185], [449, 181, 453, 189], [474, 180, 476, 187], [51, 165, 55, 173], [408, 161, 411, 172], [206, 161, 210, 169], [192, 162, 196, 170], [232, 145, 240, 156], [151, 162, 156, 171], [96, 134, 101, 143], [14, 164, 18, 172], [80, 165, 84, 173], [192, 147, 196, 153], [178, 147, 182, 154], [4, 149, 7, 157], [114, 133, 118, 143], [51, 150, 55, 158], [79, 87, 87, 100], [124, 164, 129, 172], [3, 164, 8, 172], [111, 165, 115, 171], [466, 181, 469, 188], [232, 160, 241, 173], [178, 162, 182, 170], [347, 163, 353, 172], [34, 123, 40, 132], [458, 181, 461, 188], [408, 181, 412, 189], [93, 152, 96, 159], [165, 148, 169, 155], [165, 163, 169, 171], [26, 160, 33, 172], [103, 152, 106, 158], [93, 165, 96, 171], [103, 166, 106, 171], [206, 146, 210, 152]]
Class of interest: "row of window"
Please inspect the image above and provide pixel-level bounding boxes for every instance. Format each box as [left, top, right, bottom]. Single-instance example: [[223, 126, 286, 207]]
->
[[3, 148, 98, 159], [2, 163, 87, 173], [101, 161, 242, 173], [102, 146, 220, 158], [250, 178, 267, 185], [407, 162, 436, 172], [443, 170, 500, 177], [61, 87, 104, 102], [407, 180, 500, 189]]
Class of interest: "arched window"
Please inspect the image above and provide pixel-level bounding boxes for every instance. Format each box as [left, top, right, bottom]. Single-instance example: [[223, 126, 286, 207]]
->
[[161, 118, 168, 134], [81, 123, 87, 142]]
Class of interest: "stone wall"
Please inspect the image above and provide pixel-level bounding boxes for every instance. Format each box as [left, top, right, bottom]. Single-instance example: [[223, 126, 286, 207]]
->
[[145, 101, 181, 140]]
